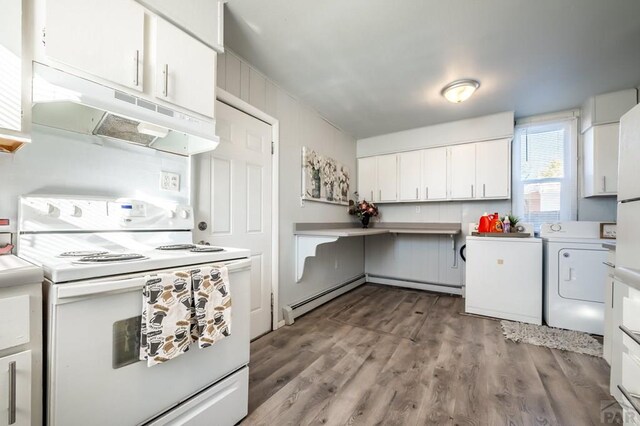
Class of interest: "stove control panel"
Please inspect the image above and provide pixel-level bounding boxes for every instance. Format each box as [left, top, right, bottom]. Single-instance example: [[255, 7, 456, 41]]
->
[[19, 196, 195, 232]]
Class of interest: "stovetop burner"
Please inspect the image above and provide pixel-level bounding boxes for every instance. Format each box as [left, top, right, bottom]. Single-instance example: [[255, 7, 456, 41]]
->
[[156, 244, 197, 251], [75, 253, 147, 263], [190, 246, 225, 253], [59, 251, 109, 257]]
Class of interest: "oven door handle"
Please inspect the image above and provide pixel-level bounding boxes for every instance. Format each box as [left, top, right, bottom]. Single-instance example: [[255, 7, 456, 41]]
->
[[54, 258, 252, 301]]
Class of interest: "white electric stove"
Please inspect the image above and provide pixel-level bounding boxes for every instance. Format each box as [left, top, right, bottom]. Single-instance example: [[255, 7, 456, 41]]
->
[[17, 195, 251, 426]]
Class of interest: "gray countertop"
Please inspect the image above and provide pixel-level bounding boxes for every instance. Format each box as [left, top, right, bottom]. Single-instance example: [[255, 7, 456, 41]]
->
[[0, 255, 43, 289], [294, 222, 462, 237]]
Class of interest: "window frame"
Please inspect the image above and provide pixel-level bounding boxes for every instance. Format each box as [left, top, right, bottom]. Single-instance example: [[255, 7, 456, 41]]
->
[[511, 118, 578, 231]]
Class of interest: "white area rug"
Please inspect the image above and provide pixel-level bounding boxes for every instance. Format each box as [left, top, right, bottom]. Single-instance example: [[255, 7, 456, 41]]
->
[[500, 320, 603, 357]]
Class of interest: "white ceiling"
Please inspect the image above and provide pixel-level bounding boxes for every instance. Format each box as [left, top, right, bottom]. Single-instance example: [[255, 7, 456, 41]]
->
[[224, 0, 640, 139]]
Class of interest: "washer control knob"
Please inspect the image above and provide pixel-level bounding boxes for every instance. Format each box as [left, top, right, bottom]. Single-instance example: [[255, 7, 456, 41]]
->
[[167, 210, 176, 219], [71, 205, 82, 217], [179, 209, 189, 219], [46, 203, 56, 216], [550, 223, 562, 232]]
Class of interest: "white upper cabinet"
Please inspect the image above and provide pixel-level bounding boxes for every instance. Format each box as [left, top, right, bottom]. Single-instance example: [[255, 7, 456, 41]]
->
[[377, 154, 398, 202], [357, 157, 377, 202], [581, 89, 638, 133], [0, 0, 30, 152], [475, 139, 511, 199], [154, 17, 216, 118], [45, 0, 146, 92], [422, 147, 448, 200], [398, 152, 422, 201], [584, 123, 619, 197], [449, 143, 477, 199]]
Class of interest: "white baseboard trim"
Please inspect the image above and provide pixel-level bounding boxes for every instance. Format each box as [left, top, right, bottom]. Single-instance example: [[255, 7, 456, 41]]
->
[[366, 275, 463, 296], [283, 274, 366, 324], [275, 320, 286, 329]]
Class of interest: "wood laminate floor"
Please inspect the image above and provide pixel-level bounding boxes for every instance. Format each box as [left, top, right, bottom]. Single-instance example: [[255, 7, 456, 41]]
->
[[241, 284, 619, 425]]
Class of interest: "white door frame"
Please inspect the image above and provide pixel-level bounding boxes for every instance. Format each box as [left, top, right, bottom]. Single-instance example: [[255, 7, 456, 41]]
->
[[215, 88, 281, 332]]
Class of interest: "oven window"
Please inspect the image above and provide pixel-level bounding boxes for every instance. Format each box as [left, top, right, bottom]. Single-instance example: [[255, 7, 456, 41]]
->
[[113, 316, 141, 369]]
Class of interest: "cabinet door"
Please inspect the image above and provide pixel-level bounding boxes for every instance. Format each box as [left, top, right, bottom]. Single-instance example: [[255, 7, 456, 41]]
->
[[0, 0, 22, 133], [422, 147, 448, 200], [45, 0, 145, 92], [476, 139, 510, 198], [376, 154, 398, 202], [449, 144, 476, 199], [0, 350, 31, 426], [594, 123, 619, 195], [357, 157, 377, 202], [398, 152, 421, 201], [155, 18, 216, 118]]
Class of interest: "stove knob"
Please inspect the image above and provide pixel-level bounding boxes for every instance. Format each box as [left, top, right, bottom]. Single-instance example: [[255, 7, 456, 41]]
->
[[167, 210, 176, 219], [179, 209, 189, 219], [72, 205, 82, 217]]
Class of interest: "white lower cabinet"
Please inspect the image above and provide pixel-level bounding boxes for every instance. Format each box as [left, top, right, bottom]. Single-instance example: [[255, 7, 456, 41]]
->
[[0, 350, 31, 426]]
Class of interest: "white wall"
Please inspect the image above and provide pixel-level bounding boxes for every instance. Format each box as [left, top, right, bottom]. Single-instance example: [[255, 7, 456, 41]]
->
[[217, 50, 364, 320], [0, 125, 189, 226]]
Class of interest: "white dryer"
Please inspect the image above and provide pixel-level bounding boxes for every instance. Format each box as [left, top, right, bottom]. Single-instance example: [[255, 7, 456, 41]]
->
[[541, 222, 609, 335]]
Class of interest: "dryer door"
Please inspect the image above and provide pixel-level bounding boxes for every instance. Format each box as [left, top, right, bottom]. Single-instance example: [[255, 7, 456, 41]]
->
[[558, 248, 607, 302]]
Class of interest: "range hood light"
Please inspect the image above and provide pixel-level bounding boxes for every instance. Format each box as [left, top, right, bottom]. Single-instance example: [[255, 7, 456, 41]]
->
[[138, 122, 170, 138], [441, 79, 480, 103]]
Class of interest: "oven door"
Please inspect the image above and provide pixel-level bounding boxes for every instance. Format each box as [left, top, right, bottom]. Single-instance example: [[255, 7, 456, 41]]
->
[[46, 258, 251, 426]]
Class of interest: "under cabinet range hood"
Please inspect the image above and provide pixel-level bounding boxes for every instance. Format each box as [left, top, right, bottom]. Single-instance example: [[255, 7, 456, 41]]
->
[[31, 63, 219, 156]]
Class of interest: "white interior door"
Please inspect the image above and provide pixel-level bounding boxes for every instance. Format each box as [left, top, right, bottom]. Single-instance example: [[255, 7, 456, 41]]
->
[[194, 101, 272, 340]]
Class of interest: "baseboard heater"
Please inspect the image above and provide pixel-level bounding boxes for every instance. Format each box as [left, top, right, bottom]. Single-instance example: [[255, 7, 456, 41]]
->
[[365, 273, 463, 296], [282, 274, 366, 325]]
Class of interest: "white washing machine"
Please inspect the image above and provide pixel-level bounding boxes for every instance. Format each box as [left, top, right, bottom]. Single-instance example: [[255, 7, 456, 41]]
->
[[541, 221, 609, 335]]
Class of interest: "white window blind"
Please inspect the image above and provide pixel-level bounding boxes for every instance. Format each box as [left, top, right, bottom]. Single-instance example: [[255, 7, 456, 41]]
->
[[512, 119, 577, 232]]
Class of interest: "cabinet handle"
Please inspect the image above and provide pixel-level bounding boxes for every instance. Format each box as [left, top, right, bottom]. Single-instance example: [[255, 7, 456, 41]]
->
[[370, 190, 373, 201], [8, 361, 16, 425], [379, 190, 381, 201], [602, 176, 606, 192], [471, 184, 474, 197], [483, 183, 486, 198], [416, 188, 419, 200], [618, 384, 640, 417], [162, 64, 169, 96], [603, 261, 615, 268], [133, 50, 139, 86], [620, 325, 640, 348], [425, 187, 429, 199]]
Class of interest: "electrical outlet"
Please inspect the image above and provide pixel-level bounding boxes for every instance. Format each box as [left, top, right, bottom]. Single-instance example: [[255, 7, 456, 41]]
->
[[160, 171, 180, 191]]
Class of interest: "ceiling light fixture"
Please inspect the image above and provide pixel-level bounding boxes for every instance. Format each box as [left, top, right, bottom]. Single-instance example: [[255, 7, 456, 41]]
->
[[441, 79, 480, 103]]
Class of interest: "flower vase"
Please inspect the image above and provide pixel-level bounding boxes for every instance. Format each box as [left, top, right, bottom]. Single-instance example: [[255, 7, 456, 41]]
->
[[361, 214, 370, 228], [311, 169, 321, 198]]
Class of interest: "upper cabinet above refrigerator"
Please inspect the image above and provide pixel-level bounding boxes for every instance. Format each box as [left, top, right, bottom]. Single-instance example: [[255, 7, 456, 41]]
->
[[618, 104, 640, 202]]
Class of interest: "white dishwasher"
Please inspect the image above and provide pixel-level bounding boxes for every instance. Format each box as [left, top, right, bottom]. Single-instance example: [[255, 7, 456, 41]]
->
[[465, 232, 542, 325]]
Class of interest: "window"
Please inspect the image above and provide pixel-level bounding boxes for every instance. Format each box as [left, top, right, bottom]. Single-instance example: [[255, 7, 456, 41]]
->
[[512, 119, 577, 232]]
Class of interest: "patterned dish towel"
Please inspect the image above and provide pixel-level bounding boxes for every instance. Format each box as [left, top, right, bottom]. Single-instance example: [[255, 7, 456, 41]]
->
[[139, 266, 231, 367]]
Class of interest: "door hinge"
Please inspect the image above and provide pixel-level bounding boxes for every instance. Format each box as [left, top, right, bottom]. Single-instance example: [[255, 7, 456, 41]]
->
[[271, 141, 274, 155], [270, 292, 274, 310], [42, 27, 46, 46]]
